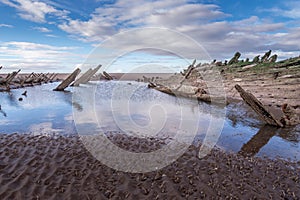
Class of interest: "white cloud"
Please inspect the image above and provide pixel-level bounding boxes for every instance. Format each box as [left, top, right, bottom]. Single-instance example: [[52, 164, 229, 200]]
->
[[57, 0, 300, 61], [33, 26, 51, 32], [2, 0, 299, 69], [0, 41, 84, 72], [0, 23, 13, 28], [58, 0, 228, 43], [260, 1, 300, 19], [45, 34, 58, 37], [0, 0, 69, 23]]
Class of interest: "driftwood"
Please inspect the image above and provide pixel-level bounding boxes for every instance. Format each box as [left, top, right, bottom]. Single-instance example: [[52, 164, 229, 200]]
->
[[54, 68, 81, 91], [103, 71, 113, 80], [235, 84, 283, 127]]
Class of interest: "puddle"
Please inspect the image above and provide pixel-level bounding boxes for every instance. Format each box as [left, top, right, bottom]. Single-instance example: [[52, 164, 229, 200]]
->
[[0, 81, 299, 161]]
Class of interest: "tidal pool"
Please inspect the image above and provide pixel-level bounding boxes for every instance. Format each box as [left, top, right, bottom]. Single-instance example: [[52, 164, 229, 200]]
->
[[0, 81, 299, 161]]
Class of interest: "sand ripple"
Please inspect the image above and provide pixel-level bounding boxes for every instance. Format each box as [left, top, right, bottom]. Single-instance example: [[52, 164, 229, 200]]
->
[[0, 133, 299, 199]]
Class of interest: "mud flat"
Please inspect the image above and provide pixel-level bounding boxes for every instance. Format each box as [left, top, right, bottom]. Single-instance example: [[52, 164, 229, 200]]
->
[[0, 133, 299, 199]]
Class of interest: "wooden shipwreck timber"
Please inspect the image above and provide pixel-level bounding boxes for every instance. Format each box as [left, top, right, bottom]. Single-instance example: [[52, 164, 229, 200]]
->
[[145, 51, 300, 127], [0, 67, 59, 92], [53, 65, 103, 91]]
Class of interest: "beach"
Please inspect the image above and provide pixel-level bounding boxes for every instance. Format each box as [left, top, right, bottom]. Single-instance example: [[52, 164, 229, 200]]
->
[[0, 133, 299, 199], [0, 58, 299, 199]]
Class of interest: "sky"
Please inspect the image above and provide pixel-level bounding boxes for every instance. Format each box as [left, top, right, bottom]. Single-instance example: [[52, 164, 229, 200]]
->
[[0, 0, 300, 73]]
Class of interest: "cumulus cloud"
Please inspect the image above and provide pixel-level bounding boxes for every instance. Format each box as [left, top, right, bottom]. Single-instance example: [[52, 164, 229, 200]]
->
[[1, 0, 299, 69], [58, 0, 228, 42], [57, 0, 299, 61], [0, 41, 83, 72], [0, 0, 68, 23]]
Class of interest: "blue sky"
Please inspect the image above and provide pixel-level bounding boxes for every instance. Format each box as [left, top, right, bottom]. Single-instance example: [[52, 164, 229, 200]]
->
[[0, 0, 299, 73]]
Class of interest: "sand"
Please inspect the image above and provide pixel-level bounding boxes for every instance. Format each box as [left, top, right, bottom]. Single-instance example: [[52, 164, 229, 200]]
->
[[0, 133, 299, 199]]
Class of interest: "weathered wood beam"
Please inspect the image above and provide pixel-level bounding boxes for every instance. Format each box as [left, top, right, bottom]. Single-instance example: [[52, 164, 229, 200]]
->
[[6, 69, 21, 84], [86, 65, 101, 82], [103, 71, 113, 80], [53, 68, 81, 91], [47, 73, 55, 82], [235, 84, 283, 127], [72, 65, 102, 86], [148, 83, 218, 103], [176, 60, 196, 90], [71, 68, 93, 86], [50, 73, 58, 82]]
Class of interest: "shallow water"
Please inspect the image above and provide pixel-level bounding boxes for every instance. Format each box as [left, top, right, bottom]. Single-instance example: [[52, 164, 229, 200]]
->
[[0, 81, 299, 161]]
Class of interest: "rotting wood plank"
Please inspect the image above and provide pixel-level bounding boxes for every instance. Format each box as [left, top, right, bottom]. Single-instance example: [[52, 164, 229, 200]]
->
[[235, 84, 283, 127]]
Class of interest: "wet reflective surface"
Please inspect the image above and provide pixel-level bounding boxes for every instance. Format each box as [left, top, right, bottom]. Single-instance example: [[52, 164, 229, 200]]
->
[[0, 81, 299, 161]]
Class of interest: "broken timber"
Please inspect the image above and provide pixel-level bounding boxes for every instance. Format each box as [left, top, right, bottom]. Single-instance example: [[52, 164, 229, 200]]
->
[[54, 68, 81, 91], [71, 68, 93, 86], [71, 65, 101, 86], [103, 71, 113, 80], [235, 84, 283, 127], [148, 83, 224, 103], [176, 59, 196, 91]]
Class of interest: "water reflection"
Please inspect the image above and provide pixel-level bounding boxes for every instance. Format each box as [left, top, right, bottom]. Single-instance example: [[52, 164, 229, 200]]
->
[[0, 106, 7, 117], [0, 83, 78, 135], [0, 81, 299, 161], [239, 125, 278, 156], [238, 125, 300, 160]]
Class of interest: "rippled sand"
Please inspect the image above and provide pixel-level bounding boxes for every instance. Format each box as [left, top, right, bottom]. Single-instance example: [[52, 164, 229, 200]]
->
[[0, 133, 299, 199]]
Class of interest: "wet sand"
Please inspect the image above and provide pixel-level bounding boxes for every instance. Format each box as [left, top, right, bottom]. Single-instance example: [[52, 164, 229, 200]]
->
[[0, 133, 299, 199]]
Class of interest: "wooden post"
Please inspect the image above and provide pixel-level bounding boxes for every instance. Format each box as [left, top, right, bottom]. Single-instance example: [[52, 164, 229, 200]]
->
[[6, 69, 21, 84], [72, 65, 101, 86], [86, 65, 101, 82], [103, 71, 113, 80], [42, 73, 50, 82], [176, 59, 196, 90], [54, 68, 81, 91], [50, 73, 58, 82], [235, 84, 283, 127], [71, 69, 93, 86]]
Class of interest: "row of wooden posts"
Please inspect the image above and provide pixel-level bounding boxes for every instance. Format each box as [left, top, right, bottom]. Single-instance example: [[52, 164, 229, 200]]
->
[[0, 64, 114, 92], [53, 65, 114, 91], [0, 66, 58, 91]]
